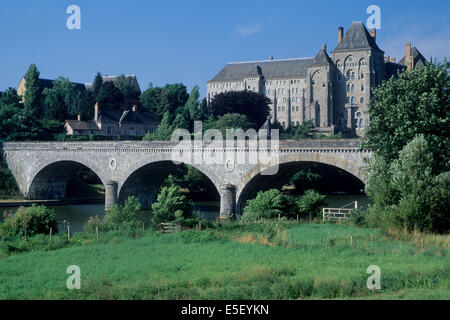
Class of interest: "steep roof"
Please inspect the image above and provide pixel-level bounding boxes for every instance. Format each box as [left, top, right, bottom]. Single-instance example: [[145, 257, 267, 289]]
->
[[399, 47, 428, 68], [332, 22, 383, 53], [65, 120, 100, 131], [85, 75, 141, 93], [209, 57, 315, 82], [98, 109, 161, 125], [310, 47, 334, 67], [385, 62, 407, 80], [38, 78, 87, 92]]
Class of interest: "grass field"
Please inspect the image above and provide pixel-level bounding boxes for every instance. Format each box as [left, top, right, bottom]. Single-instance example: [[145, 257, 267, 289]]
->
[[0, 222, 448, 300]]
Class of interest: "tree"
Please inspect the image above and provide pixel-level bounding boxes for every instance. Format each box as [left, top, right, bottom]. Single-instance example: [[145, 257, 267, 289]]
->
[[42, 77, 81, 121], [92, 72, 103, 99], [363, 61, 450, 174], [96, 81, 124, 111], [140, 86, 165, 114], [204, 113, 256, 136], [209, 90, 271, 128], [23, 64, 42, 117], [115, 74, 140, 100], [0, 88, 22, 106], [365, 135, 450, 233], [151, 185, 194, 224], [0, 89, 43, 141], [295, 190, 326, 219]]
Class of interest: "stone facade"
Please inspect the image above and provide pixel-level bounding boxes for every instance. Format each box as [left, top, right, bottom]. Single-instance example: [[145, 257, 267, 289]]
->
[[207, 22, 427, 137], [2, 140, 371, 218]]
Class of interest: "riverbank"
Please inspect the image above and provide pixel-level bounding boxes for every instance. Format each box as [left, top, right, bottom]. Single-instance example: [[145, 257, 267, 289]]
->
[[0, 222, 448, 299], [0, 197, 104, 208]]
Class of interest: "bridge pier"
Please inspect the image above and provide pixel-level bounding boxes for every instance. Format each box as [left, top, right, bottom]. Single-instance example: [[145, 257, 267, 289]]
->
[[105, 181, 118, 211], [220, 184, 236, 219]]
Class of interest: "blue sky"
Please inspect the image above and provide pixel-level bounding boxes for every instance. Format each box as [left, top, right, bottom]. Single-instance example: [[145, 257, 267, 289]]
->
[[0, 0, 449, 97]]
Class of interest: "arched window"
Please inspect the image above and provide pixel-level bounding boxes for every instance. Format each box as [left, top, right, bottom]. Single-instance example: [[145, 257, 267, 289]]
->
[[351, 72, 355, 80], [351, 84, 355, 92], [361, 84, 364, 92], [361, 72, 364, 79], [360, 97, 364, 104], [359, 118, 365, 129], [282, 121, 286, 128], [351, 96, 355, 104], [347, 84, 351, 92]]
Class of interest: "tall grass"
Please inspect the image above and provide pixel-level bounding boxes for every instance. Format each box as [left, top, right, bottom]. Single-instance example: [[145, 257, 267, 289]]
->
[[0, 223, 448, 300]]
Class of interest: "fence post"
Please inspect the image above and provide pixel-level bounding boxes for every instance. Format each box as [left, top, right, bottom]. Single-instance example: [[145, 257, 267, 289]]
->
[[350, 235, 353, 247], [421, 238, 424, 248], [67, 223, 70, 240], [96, 226, 99, 239], [50, 227, 52, 240]]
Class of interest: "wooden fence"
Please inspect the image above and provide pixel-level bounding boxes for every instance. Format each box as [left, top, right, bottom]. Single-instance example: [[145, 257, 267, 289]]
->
[[159, 223, 181, 233], [322, 201, 358, 221]]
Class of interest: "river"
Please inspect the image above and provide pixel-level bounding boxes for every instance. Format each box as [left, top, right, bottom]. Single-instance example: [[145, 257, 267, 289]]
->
[[1, 195, 370, 233]]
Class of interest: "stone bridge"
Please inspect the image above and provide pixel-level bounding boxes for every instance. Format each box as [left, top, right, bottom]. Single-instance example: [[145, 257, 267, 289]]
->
[[1, 140, 371, 218]]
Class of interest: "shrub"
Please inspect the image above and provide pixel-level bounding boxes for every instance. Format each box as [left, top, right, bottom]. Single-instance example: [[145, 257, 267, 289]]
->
[[242, 189, 292, 221], [84, 216, 104, 234], [295, 190, 326, 219], [104, 196, 148, 230], [0, 205, 58, 239], [151, 185, 194, 224]]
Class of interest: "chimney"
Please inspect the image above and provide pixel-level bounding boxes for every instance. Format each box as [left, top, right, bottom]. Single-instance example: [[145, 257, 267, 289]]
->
[[406, 42, 413, 71], [406, 42, 412, 59], [132, 105, 137, 121], [338, 27, 344, 43], [385, 55, 390, 63], [390, 57, 396, 63], [77, 114, 81, 121], [322, 44, 327, 52], [94, 102, 99, 122], [269, 56, 273, 60], [370, 28, 376, 40]]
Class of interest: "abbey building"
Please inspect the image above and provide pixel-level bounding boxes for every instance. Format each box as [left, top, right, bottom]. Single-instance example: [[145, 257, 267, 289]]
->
[[207, 22, 428, 137]]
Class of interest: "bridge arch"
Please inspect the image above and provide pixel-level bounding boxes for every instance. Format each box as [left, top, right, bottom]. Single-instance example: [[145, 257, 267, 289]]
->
[[236, 153, 368, 214], [27, 160, 106, 200], [117, 159, 222, 210]]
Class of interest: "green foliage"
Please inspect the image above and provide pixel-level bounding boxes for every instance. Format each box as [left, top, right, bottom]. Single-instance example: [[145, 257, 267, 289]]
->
[[243, 189, 293, 221], [0, 88, 21, 106], [279, 120, 317, 139], [209, 90, 271, 128], [289, 168, 322, 193], [0, 205, 58, 239], [0, 165, 19, 197], [363, 61, 450, 174], [243, 189, 326, 221], [97, 81, 124, 111], [23, 64, 42, 117], [366, 135, 450, 233], [92, 72, 103, 98], [115, 74, 140, 100], [0, 103, 43, 141], [151, 185, 194, 224], [104, 196, 148, 230], [295, 190, 326, 219], [204, 113, 256, 136]]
